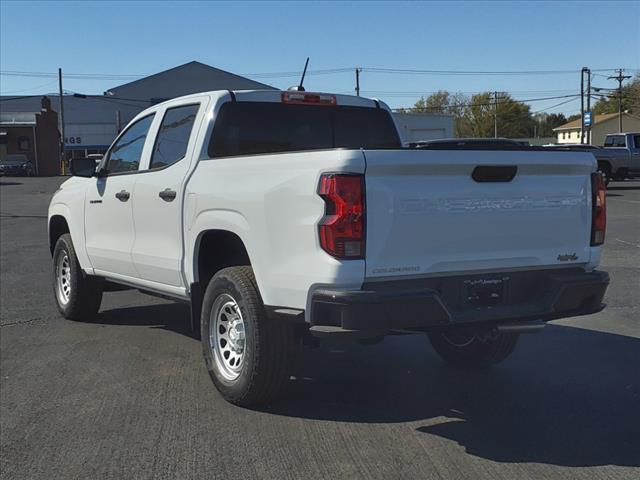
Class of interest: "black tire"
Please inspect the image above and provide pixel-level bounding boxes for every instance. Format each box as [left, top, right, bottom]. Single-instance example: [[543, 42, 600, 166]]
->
[[597, 163, 612, 186], [52, 233, 103, 320], [201, 266, 293, 406], [428, 330, 519, 368]]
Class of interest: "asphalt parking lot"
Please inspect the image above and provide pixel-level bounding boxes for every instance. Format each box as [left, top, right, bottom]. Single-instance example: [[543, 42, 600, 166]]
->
[[1, 176, 638, 480]]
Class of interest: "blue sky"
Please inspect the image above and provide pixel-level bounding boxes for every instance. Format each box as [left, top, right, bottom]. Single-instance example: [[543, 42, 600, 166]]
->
[[1, 1, 639, 114]]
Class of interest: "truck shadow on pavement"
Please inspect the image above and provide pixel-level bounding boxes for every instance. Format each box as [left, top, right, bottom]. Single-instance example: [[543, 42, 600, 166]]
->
[[95, 302, 194, 337], [259, 324, 640, 468], [93, 302, 639, 468]]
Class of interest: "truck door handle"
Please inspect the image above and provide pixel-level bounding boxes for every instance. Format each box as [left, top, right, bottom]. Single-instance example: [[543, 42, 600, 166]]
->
[[115, 190, 130, 201], [159, 188, 177, 201]]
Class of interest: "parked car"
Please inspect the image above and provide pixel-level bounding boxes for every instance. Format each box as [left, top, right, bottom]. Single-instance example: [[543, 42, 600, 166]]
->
[[593, 133, 640, 182], [48, 89, 609, 406], [542, 143, 600, 149], [543, 134, 640, 184], [0, 154, 35, 176]]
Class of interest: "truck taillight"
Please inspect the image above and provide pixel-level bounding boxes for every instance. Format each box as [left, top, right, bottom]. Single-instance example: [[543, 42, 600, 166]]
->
[[591, 172, 606, 246], [318, 174, 365, 259]]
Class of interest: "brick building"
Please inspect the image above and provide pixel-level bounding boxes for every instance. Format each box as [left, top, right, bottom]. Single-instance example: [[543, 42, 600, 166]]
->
[[0, 96, 61, 176]]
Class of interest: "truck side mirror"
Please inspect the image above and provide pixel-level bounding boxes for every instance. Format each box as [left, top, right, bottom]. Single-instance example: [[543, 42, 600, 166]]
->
[[70, 157, 98, 178]]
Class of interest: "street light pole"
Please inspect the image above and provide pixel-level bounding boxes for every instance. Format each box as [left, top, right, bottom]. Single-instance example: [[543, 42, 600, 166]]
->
[[580, 68, 585, 144], [586, 68, 591, 144], [58, 68, 66, 173], [494, 91, 498, 138]]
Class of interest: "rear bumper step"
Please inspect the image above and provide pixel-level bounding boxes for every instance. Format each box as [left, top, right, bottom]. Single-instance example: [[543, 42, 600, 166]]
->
[[309, 269, 609, 338]]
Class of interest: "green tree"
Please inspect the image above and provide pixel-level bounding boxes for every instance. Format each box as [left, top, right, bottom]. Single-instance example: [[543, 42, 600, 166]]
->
[[462, 92, 535, 138], [410, 91, 470, 136], [533, 112, 567, 137], [410, 90, 538, 138]]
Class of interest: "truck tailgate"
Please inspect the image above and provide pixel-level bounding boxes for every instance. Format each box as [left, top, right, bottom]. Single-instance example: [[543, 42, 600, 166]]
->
[[363, 149, 595, 279]]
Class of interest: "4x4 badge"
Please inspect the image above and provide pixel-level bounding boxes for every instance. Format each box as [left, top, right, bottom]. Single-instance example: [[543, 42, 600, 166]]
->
[[557, 253, 578, 262]]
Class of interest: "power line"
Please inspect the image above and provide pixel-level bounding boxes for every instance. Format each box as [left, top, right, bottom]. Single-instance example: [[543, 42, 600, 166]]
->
[[360, 67, 639, 76], [245, 68, 354, 78], [608, 69, 632, 131], [2, 67, 638, 80], [531, 97, 580, 114], [356, 89, 578, 98], [392, 93, 581, 111], [0, 80, 59, 94]]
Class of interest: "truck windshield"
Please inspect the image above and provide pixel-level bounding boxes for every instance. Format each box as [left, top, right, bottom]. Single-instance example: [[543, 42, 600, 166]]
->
[[209, 102, 401, 157]]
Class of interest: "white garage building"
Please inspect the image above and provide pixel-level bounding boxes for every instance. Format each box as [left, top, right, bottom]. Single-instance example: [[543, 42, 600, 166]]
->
[[392, 111, 455, 144]]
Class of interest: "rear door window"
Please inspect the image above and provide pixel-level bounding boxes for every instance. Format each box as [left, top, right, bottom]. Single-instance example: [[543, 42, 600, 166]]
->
[[209, 102, 400, 158], [150, 104, 200, 169]]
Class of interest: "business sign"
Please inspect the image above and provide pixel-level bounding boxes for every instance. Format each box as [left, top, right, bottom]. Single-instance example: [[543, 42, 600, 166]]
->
[[583, 111, 592, 127], [63, 123, 117, 149]]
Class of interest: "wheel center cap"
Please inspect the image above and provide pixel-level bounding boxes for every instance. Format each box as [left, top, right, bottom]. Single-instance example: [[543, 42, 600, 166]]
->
[[228, 317, 245, 352]]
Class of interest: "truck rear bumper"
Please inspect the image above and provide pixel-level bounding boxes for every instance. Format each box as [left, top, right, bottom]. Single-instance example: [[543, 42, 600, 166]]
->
[[309, 268, 609, 338]]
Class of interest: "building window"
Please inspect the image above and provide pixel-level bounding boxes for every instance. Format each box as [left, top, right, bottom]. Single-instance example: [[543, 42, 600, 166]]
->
[[18, 136, 30, 151]]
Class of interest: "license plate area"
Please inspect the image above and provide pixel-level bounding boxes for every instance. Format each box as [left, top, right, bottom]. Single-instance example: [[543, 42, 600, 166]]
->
[[463, 277, 508, 307]]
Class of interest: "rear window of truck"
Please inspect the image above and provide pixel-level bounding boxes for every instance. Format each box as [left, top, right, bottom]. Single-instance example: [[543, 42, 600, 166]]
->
[[208, 102, 401, 158], [604, 135, 626, 147]]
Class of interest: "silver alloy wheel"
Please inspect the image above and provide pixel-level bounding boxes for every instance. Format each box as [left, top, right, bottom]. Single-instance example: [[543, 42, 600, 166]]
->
[[55, 252, 71, 305], [210, 293, 246, 381]]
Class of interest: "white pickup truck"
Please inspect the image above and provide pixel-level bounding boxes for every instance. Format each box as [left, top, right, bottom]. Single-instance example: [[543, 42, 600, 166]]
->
[[48, 89, 609, 406]]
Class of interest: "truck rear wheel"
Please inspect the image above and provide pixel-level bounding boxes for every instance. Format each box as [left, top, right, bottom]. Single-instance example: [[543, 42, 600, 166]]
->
[[201, 266, 293, 406], [428, 330, 519, 368], [52, 233, 103, 320]]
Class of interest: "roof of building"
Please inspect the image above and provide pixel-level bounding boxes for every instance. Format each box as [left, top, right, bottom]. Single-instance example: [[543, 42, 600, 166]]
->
[[1, 61, 280, 127], [552, 112, 635, 131], [104, 61, 277, 100], [0, 112, 37, 125]]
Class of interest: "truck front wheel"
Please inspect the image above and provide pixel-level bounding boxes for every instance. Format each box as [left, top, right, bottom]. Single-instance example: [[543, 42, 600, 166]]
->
[[201, 266, 293, 406], [597, 163, 612, 186], [428, 330, 519, 368], [52, 233, 103, 320]]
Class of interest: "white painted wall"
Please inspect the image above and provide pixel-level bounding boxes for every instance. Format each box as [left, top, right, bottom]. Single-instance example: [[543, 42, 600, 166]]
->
[[392, 112, 455, 143], [64, 123, 119, 149], [556, 114, 640, 145]]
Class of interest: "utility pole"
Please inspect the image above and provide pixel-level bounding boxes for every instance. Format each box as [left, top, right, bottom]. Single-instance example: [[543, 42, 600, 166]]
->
[[58, 68, 66, 173], [355, 68, 361, 97], [608, 69, 631, 132], [580, 68, 585, 144], [494, 91, 498, 138], [585, 68, 592, 144]]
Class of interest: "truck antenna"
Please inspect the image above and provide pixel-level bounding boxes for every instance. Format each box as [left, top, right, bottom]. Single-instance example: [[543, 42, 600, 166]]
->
[[298, 57, 309, 91], [288, 58, 310, 92]]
